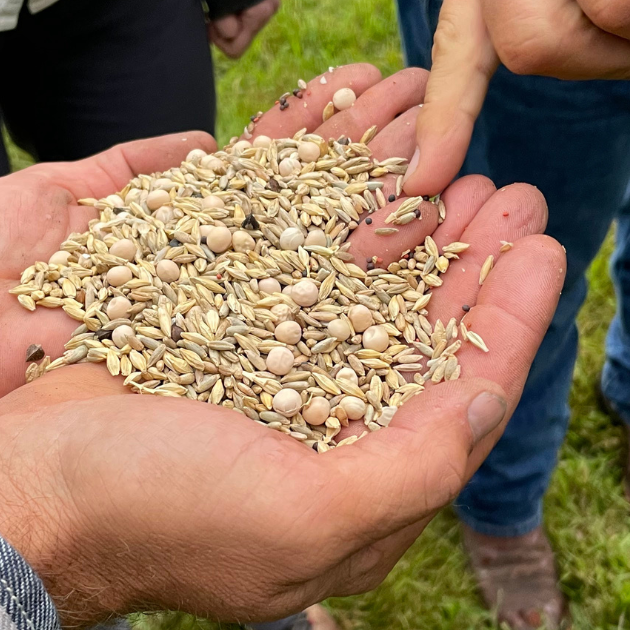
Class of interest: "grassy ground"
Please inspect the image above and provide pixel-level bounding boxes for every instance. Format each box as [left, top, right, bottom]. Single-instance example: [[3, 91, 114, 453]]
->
[[5, 0, 629, 628]]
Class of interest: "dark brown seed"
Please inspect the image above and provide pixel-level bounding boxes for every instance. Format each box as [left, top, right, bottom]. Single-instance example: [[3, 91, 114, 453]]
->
[[267, 178, 281, 192], [388, 194, 395, 202], [414, 208, 421, 218], [365, 217, 372, 225], [172, 325, 183, 343], [462, 305, 471, 312], [95, 329, 112, 341], [26, 344, 44, 362], [113, 207, 126, 215]]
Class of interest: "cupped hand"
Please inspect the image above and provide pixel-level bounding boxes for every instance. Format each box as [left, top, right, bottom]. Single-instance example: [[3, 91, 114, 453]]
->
[[0, 64, 566, 627], [208, 0, 280, 58], [403, 0, 630, 197]]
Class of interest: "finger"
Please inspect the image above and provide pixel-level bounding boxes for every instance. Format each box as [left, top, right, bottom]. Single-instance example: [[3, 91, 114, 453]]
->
[[347, 173, 495, 270], [313, 68, 429, 143], [485, 0, 630, 77], [250, 64, 383, 140], [428, 183, 549, 325], [403, 0, 498, 197], [211, 30, 252, 58], [447, 234, 566, 472], [42, 132, 218, 202], [575, 0, 630, 39], [212, 14, 240, 39], [241, 0, 279, 35]]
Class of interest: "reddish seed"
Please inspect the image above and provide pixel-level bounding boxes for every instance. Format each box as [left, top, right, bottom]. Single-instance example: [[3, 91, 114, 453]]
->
[[307, 90, 312, 95], [467, 322, 472, 328], [216, 273, 222, 280], [503, 212, 509, 217]]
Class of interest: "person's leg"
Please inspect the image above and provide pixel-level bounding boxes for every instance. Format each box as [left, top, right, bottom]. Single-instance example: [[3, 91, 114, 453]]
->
[[0, 0, 215, 162], [602, 200, 630, 423]]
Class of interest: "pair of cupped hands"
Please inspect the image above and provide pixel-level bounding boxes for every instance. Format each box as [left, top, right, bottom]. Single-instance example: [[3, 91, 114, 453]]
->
[[0, 64, 564, 627]]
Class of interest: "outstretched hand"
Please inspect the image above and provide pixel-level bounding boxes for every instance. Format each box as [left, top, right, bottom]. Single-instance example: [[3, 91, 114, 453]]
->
[[0, 64, 565, 627]]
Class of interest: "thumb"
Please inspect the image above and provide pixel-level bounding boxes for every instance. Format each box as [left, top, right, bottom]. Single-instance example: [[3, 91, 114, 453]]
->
[[329, 378, 507, 544], [403, 0, 498, 197]]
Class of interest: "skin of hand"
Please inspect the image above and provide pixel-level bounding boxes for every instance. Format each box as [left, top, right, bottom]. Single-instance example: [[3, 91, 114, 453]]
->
[[403, 0, 630, 197], [0, 64, 566, 628], [207, 0, 280, 58]]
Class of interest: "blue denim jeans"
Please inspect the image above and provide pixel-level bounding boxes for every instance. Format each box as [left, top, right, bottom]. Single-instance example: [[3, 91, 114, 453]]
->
[[397, 0, 630, 536]]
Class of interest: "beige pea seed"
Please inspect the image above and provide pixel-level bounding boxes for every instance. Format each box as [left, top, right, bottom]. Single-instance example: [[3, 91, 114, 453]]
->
[[339, 395, 366, 420], [302, 397, 331, 426], [109, 238, 136, 261], [272, 389, 303, 418], [106, 265, 132, 287], [207, 226, 232, 253], [49, 251, 71, 266], [282, 285, 293, 297], [200, 156, 225, 172], [258, 278, 282, 294], [156, 259, 180, 283], [279, 158, 299, 177], [348, 304, 374, 332], [154, 206, 174, 223], [107, 296, 132, 320], [147, 189, 170, 211], [253, 135, 272, 148], [279, 227, 305, 251], [291, 279, 319, 307], [274, 321, 302, 344], [298, 142, 321, 163], [232, 230, 256, 253], [336, 367, 359, 385], [304, 229, 327, 247], [271, 303, 292, 322], [266, 346, 295, 376], [362, 325, 389, 352], [327, 318, 351, 342], [333, 88, 357, 111], [201, 195, 225, 209], [112, 324, 135, 349], [232, 140, 252, 153]]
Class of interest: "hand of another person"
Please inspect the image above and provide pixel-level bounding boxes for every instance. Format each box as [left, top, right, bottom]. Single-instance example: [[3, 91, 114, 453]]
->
[[0, 64, 565, 628], [403, 0, 630, 196], [208, 0, 280, 58]]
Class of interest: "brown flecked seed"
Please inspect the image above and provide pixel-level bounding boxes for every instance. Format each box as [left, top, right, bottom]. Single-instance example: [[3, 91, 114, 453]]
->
[[26, 344, 45, 363]]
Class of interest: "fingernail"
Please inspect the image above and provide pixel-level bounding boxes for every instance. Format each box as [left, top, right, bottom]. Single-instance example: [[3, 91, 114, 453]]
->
[[402, 148, 420, 185], [467, 392, 507, 444]]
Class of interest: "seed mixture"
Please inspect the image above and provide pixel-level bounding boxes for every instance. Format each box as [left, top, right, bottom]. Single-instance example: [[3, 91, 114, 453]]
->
[[11, 127, 487, 451]]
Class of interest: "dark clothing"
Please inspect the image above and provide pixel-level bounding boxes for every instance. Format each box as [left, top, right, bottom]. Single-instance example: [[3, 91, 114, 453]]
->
[[0, 0, 223, 174]]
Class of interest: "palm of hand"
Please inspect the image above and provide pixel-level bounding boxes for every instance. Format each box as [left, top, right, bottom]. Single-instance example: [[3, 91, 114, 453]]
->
[[0, 64, 565, 625]]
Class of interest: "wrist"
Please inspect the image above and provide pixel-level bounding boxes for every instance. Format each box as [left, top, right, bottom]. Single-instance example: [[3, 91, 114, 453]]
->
[[0, 408, 134, 627]]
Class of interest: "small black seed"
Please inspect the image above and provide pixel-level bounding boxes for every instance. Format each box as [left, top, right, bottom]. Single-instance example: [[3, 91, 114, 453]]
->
[[462, 305, 471, 312], [25, 343, 45, 363], [367, 262, 375, 270], [241, 214, 260, 230], [302, 270, 308, 277], [414, 208, 421, 218], [250, 115, 257, 122], [201, 236, 207, 245], [95, 329, 112, 341], [296, 92, 303, 99], [191, 192, 203, 198], [366, 257, 372, 263], [172, 325, 183, 343], [423, 195, 430, 201], [169, 239, 180, 247], [388, 194, 395, 203], [280, 96, 287, 104], [293, 89, 300, 96], [365, 217, 372, 225], [113, 207, 126, 215]]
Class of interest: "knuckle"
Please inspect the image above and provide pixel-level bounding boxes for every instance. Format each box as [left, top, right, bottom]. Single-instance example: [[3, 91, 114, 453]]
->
[[431, 14, 460, 61], [496, 29, 556, 76]]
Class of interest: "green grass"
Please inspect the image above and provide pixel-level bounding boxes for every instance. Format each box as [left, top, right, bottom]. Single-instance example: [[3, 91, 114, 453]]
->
[[5, 1, 629, 628]]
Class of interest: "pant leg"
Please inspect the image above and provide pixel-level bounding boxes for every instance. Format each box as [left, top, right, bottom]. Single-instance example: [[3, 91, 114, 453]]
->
[[396, 0, 630, 534], [602, 197, 630, 421], [0, 0, 215, 162]]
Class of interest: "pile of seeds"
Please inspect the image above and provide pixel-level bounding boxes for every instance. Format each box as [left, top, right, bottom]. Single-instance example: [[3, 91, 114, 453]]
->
[[11, 128, 486, 451]]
